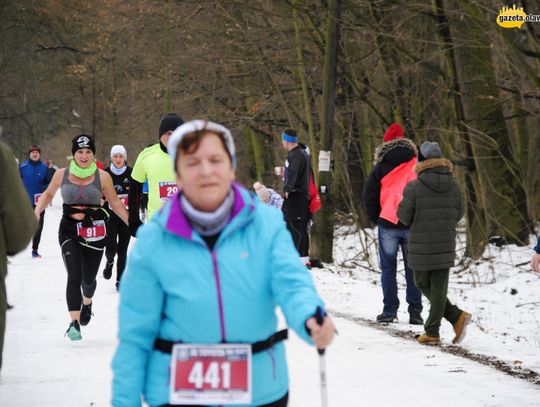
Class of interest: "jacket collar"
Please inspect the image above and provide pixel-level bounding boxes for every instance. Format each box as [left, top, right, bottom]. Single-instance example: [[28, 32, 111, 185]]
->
[[163, 182, 254, 240], [415, 157, 453, 174]]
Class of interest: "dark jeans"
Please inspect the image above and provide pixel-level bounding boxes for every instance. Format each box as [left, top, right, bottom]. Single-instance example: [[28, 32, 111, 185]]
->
[[378, 225, 422, 316], [413, 268, 462, 336], [158, 391, 288, 407], [105, 216, 131, 282], [32, 207, 45, 251]]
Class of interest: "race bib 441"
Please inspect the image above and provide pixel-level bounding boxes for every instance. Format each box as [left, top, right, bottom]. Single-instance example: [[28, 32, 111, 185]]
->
[[169, 343, 252, 405]]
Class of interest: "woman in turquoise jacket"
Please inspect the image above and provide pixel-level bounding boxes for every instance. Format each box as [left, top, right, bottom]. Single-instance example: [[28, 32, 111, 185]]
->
[[112, 120, 335, 407]]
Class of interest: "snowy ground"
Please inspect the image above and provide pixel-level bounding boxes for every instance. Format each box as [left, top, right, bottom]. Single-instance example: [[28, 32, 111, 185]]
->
[[1, 199, 539, 406]]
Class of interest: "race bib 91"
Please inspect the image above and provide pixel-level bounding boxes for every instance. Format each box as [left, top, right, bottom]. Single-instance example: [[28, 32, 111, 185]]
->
[[169, 344, 251, 405], [76, 220, 106, 242], [159, 181, 178, 201]]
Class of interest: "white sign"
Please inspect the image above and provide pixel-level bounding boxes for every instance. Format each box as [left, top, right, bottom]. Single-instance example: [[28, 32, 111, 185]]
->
[[318, 150, 331, 172]]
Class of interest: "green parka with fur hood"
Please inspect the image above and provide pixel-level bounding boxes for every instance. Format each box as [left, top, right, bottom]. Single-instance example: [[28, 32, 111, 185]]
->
[[397, 157, 464, 271], [0, 140, 37, 369]]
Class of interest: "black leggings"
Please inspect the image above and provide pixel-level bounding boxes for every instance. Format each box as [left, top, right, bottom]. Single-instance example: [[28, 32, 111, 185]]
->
[[105, 216, 130, 282], [286, 220, 309, 257], [59, 218, 105, 311], [158, 391, 288, 407], [32, 208, 45, 251]]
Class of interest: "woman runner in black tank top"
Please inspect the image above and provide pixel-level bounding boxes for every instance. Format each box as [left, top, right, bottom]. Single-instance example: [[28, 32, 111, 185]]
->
[[34, 135, 129, 341], [103, 145, 132, 290]]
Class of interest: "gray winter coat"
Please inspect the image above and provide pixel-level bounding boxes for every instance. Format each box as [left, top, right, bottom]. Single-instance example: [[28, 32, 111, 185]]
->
[[397, 158, 464, 271]]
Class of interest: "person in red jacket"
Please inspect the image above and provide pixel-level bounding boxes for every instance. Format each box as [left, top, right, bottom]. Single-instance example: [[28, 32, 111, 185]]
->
[[363, 123, 423, 324]]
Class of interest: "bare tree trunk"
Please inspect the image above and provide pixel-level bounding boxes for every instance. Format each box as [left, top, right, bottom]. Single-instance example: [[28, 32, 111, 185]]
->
[[432, 0, 487, 258], [450, 0, 531, 245], [313, 0, 340, 263]]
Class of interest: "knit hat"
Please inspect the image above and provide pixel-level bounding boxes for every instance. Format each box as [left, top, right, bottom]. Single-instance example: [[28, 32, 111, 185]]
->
[[383, 123, 404, 142], [28, 145, 41, 154], [253, 181, 270, 203], [420, 141, 442, 159], [110, 144, 127, 159], [158, 113, 184, 138], [281, 129, 298, 143], [168, 119, 237, 170], [72, 134, 96, 155]]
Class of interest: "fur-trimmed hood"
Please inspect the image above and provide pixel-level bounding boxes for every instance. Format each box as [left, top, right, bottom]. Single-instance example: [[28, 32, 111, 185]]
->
[[374, 138, 418, 164], [415, 157, 453, 174], [415, 158, 454, 193]]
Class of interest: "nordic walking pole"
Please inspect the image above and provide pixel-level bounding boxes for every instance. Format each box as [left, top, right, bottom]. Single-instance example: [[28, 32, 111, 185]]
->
[[315, 306, 329, 407]]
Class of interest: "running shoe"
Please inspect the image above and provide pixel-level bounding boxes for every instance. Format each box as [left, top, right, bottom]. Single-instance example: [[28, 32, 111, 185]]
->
[[65, 320, 82, 341], [80, 302, 93, 326], [103, 261, 114, 280], [31, 251, 42, 259]]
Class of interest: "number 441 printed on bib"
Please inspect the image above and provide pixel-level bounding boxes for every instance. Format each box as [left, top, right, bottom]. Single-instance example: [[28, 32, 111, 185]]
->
[[169, 343, 252, 405]]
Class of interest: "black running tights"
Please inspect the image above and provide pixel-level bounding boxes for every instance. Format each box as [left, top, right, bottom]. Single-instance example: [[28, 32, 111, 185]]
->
[[60, 238, 104, 311], [104, 216, 131, 282], [32, 208, 45, 251]]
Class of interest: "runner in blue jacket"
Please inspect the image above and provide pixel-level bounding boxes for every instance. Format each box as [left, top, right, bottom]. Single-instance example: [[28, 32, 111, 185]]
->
[[112, 120, 335, 407], [19, 145, 55, 257]]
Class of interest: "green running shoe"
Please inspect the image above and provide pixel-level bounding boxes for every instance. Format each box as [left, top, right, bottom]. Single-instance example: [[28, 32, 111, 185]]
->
[[65, 320, 82, 341]]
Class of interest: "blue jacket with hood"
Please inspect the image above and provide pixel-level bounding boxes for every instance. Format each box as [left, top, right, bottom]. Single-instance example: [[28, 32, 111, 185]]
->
[[19, 159, 53, 206], [112, 183, 325, 407]]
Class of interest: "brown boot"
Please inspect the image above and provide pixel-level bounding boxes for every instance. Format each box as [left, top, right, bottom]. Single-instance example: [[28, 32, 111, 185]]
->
[[452, 311, 472, 344], [417, 333, 440, 344]]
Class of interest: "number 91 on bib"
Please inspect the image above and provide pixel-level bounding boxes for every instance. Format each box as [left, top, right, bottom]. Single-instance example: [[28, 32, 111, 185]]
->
[[169, 343, 252, 405]]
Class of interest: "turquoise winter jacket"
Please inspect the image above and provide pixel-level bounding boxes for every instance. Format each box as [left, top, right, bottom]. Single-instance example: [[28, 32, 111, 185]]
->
[[112, 183, 325, 407]]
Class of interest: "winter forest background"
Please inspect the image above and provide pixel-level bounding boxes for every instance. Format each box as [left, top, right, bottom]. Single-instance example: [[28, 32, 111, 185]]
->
[[1, 0, 539, 264]]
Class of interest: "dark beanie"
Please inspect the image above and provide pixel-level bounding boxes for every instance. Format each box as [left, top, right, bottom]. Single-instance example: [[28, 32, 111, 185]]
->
[[420, 141, 442, 159], [72, 134, 96, 156], [28, 145, 41, 154], [158, 113, 184, 138]]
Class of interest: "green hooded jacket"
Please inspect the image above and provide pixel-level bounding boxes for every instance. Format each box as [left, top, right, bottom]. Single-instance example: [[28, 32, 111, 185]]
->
[[397, 158, 464, 271], [0, 140, 37, 369]]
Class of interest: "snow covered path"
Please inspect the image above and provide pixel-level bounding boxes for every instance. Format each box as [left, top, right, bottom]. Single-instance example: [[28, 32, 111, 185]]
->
[[1, 203, 539, 406]]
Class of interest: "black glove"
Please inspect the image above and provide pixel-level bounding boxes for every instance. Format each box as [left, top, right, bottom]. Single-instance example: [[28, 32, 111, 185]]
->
[[129, 218, 143, 237]]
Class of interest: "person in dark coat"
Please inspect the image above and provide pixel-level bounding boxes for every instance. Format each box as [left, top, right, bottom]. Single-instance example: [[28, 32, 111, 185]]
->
[[19, 145, 55, 258], [103, 145, 132, 290], [281, 129, 311, 266], [363, 123, 423, 324], [398, 141, 471, 344], [0, 140, 37, 370]]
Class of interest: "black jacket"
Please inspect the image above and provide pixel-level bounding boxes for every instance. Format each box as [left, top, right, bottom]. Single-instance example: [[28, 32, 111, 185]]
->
[[283, 145, 310, 222], [363, 138, 417, 229]]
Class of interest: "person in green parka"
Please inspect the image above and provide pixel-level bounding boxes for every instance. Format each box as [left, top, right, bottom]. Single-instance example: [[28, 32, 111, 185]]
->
[[397, 141, 471, 344], [0, 139, 38, 370]]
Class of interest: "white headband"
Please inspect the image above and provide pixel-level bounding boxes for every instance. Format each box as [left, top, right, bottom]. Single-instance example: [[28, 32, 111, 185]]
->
[[168, 120, 236, 170]]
